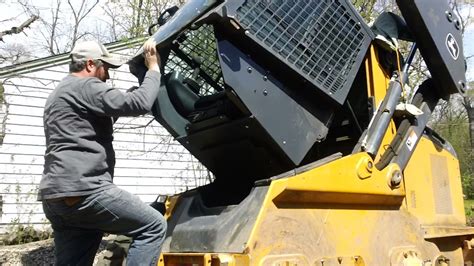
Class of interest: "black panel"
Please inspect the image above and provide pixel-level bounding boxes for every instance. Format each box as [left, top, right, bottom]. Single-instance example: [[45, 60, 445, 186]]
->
[[397, 0, 467, 95], [217, 40, 333, 166], [178, 117, 294, 181], [151, 80, 188, 138], [162, 185, 268, 253]]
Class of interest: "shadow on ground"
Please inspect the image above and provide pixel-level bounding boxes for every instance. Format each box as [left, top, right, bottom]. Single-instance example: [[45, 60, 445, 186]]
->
[[21, 244, 55, 265]]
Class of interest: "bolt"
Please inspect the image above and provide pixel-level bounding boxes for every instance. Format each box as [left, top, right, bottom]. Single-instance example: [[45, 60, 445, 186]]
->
[[263, 75, 268, 81], [367, 161, 373, 170], [391, 171, 402, 187], [446, 10, 453, 22], [263, 89, 268, 96], [247, 67, 252, 73], [458, 80, 466, 93], [358, 158, 373, 179], [454, 19, 461, 30]]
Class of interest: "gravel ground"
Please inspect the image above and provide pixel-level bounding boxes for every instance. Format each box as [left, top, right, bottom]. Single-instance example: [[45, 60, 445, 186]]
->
[[0, 239, 55, 265], [0, 238, 112, 265]]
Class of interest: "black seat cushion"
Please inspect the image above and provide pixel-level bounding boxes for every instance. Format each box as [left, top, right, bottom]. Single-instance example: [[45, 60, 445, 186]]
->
[[166, 71, 244, 124], [166, 71, 200, 117]]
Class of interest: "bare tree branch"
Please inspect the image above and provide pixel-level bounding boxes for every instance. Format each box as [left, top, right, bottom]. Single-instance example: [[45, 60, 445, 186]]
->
[[0, 15, 39, 42], [48, 0, 62, 55], [0, 43, 32, 65], [0, 14, 23, 24], [67, 0, 99, 48], [102, 5, 119, 40]]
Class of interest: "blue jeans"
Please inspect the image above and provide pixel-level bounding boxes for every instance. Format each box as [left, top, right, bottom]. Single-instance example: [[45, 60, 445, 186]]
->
[[42, 185, 167, 266]]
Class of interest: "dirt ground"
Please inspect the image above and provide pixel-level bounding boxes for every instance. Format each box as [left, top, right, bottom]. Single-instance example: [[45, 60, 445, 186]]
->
[[0, 237, 115, 265], [0, 239, 55, 265]]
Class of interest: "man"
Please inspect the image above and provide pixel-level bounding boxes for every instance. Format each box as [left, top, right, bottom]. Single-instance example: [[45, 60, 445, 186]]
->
[[39, 39, 166, 266]]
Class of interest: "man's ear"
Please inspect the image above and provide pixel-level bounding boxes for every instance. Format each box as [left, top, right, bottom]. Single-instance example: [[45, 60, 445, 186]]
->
[[85, 59, 95, 73]]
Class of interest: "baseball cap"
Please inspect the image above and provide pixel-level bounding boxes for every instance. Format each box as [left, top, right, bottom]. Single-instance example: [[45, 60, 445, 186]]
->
[[70, 41, 126, 68]]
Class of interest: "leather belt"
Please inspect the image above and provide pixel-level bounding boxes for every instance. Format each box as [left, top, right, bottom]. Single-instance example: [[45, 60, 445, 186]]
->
[[46, 196, 82, 206]]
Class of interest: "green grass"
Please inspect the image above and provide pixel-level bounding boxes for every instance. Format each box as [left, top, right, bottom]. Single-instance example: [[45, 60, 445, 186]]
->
[[465, 199, 474, 223]]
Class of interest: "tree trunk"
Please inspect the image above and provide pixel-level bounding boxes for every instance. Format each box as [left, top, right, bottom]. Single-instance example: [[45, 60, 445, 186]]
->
[[466, 82, 474, 154], [468, 103, 474, 152], [464, 93, 474, 179]]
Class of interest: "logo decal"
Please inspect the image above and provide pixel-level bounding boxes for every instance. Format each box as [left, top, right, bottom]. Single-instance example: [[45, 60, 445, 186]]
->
[[446, 33, 459, 60]]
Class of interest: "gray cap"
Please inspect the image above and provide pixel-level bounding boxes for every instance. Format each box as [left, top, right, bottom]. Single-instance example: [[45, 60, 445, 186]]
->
[[70, 41, 125, 68]]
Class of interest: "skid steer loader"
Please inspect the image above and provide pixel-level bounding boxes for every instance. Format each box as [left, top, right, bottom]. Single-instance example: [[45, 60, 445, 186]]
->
[[128, 0, 473, 264]]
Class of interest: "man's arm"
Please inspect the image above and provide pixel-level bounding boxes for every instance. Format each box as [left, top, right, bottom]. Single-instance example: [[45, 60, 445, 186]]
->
[[82, 40, 162, 117]]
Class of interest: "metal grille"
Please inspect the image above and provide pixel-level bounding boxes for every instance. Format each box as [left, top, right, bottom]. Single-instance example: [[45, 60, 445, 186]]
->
[[236, 0, 369, 102], [164, 25, 224, 96]]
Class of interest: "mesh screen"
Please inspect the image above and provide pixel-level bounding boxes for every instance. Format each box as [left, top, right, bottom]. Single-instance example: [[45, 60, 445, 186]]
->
[[164, 25, 224, 96], [236, 0, 367, 96]]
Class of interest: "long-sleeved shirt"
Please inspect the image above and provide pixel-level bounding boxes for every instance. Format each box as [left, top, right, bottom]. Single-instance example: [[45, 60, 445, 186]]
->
[[38, 70, 161, 200]]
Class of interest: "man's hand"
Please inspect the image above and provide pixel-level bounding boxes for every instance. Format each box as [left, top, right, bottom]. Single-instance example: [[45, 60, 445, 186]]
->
[[143, 39, 160, 72]]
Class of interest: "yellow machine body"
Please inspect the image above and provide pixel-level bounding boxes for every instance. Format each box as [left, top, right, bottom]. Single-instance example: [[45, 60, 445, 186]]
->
[[158, 143, 472, 265], [157, 47, 474, 266]]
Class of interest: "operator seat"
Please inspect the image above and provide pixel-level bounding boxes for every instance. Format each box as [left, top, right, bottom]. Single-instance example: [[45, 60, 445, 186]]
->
[[166, 70, 243, 123], [166, 71, 200, 117]]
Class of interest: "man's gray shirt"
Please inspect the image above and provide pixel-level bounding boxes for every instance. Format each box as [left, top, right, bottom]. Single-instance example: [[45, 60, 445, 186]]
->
[[39, 70, 161, 200]]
